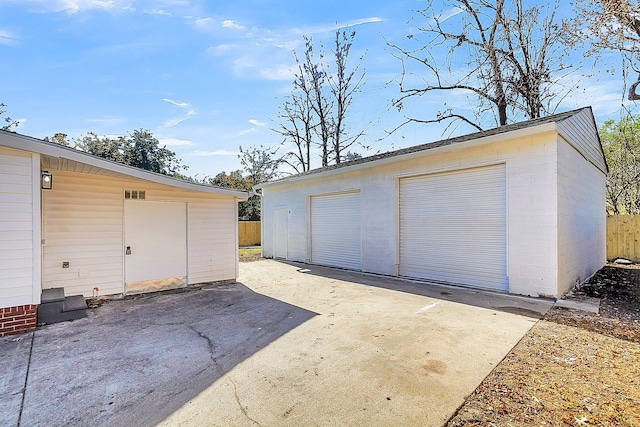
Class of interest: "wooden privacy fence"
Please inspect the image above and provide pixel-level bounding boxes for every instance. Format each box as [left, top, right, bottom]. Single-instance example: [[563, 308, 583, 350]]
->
[[239, 221, 261, 246], [607, 215, 640, 262]]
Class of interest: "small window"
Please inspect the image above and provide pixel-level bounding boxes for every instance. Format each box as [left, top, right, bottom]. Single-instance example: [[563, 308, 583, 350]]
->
[[124, 189, 146, 200]]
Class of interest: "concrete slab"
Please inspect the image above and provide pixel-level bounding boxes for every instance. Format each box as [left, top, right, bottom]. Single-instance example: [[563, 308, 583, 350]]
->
[[554, 296, 601, 313], [18, 282, 315, 427], [0, 332, 32, 427], [2, 260, 553, 427], [161, 260, 552, 426]]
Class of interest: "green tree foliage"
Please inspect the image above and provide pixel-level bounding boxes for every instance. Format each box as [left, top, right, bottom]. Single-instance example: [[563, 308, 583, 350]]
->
[[43, 133, 71, 146], [47, 129, 187, 176], [1, 103, 18, 131], [208, 145, 281, 220], [600, 116, 640, 214]]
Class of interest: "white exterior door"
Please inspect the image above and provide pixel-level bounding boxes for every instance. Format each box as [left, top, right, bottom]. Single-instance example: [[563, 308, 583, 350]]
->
[[124, 201, 187, 291], [274, 209, 288, 259], [399, 165, 508, 291], [310, 191, 361, 270]]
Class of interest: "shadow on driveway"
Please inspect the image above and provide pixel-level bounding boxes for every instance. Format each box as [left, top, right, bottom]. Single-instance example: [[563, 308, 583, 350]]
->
[[281, 261, 552, 319], [2, 282, 316, 427]]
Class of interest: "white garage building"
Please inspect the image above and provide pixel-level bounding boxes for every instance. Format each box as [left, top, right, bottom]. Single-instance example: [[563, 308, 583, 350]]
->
[[258, 107, 607, 298], [0, 130, 246, 336]]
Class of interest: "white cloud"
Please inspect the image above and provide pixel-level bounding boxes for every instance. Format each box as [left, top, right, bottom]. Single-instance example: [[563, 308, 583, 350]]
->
[[209, 44, 232, 55], [190, 149, 239, 157], [157, 136, 194, 146], [237, 128, 257, 136], [259, 65, 296, 81], [294, 17, 384, 35], [21, 0, 135, 14], [163, 98, 190, 108], [202, 16, 384, 82], [161, 98, 196, 128], [144, 8, 171, 16], [86, 116, 127, 127], [161, 110, 196, 128], [195, 17, 212, 29], [437, 7, 463, 23], [0, 29, 18, 46], [248, 119, 266, 126], [222, 19, 245, 31]]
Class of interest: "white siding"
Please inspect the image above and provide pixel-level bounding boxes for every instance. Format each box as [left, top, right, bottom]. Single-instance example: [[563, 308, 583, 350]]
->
[[0, 147, 39, 307], [556, 108, 607, 174], [263, 131, 563, 297], [43, 170, 238, 297], [557, 137, 606, 295]]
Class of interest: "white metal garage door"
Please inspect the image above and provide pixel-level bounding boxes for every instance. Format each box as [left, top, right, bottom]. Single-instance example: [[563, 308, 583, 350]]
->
[[399, 165, 508, 291], [310, 191, 361, 270]]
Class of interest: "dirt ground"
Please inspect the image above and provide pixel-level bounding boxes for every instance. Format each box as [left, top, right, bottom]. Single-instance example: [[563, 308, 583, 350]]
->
[[447, 264, 640, 426]]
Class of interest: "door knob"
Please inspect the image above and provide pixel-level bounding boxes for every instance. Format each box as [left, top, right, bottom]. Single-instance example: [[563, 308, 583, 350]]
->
[[125, 246, 131, 255]]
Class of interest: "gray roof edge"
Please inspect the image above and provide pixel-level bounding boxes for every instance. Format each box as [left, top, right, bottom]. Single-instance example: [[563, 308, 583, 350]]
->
[[257, 107, 591, 189], [0, 130, 248, 199]]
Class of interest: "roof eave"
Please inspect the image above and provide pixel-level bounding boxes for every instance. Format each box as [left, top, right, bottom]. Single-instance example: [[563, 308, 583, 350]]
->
[[0, 130, 248, 199], [256, 121, 558, 189]]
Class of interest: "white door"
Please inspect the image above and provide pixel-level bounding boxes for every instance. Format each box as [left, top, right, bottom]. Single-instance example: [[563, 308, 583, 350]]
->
[[399, 165, 508, 291], [124, 201, 187, 289], [274, 209, 288, 259], [310, 191, 361, 270]]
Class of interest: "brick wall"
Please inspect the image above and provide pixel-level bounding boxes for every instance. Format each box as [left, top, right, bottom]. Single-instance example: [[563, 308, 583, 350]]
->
[[0, 305, 37, 337]]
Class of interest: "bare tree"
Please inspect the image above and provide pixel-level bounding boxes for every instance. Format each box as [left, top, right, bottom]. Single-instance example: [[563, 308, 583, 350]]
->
[[389, 0, 572, 133], [274, 29, 366, 171], [327, 29, 366, 164], [569, 0, 640, 100]]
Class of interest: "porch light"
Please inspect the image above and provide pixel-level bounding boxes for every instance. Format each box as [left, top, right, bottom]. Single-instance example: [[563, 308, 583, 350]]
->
[[41, 171, 53, 190]]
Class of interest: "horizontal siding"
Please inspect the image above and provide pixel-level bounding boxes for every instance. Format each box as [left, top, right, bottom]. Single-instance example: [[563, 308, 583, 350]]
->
[[43, 172, 124, 297], [557, 108, 607, 174], [42, 170, 238, 296], [0, 147, 35, 307]]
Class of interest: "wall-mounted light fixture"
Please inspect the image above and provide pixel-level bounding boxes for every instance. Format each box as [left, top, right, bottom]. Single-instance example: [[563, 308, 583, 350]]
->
[[41, 171, 53, 190]]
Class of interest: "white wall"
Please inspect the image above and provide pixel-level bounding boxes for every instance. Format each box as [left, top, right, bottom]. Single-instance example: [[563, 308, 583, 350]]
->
[[43, 170, 237, 297], [262, 131, 565, 297], [557, 137, 607, 295], [0, 147, 40, 307]]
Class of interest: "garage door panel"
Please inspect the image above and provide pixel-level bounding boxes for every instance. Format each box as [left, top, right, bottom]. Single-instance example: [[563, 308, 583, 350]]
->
[[311, 191, 361, 270], [399, 165, 508, 291]]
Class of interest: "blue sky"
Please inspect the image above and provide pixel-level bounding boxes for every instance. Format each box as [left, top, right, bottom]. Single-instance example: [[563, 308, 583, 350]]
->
[[0, 0, 632, 178]]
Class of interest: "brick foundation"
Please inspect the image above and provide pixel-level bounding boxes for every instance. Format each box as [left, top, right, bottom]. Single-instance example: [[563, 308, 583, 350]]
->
[[0, 305, 37, 337]]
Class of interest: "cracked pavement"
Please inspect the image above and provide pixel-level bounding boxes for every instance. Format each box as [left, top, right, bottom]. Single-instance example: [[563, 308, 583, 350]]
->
[[0, 280, 315, 427], [1, 260, 552, 426]]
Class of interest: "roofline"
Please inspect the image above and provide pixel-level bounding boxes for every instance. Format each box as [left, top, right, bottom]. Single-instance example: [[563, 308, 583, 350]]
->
[[0, 130, 248, 200], [256, 121, 559, 189]]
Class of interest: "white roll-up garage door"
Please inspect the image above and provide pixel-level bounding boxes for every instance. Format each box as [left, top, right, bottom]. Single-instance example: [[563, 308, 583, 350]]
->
[[399, 164, 508, 291], [311, 191, 361, 270]]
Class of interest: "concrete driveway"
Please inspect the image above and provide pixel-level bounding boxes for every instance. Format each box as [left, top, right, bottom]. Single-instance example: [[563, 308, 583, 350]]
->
[[1, 260, 553, 426]]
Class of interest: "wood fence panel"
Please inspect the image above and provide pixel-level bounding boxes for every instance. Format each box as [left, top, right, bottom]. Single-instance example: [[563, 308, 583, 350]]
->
[[607, 215, 640, 262], [238, 221, 261, 246]]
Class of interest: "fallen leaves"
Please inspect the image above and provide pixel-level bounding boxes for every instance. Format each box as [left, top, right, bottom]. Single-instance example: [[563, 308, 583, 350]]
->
[[447, 264, 640, 426]]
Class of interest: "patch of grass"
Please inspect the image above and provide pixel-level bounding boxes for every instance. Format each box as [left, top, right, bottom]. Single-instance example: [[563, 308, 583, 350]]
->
[[239, 247, 262, 257]]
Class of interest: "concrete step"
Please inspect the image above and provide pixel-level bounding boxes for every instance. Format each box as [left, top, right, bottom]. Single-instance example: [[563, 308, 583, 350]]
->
[[37, 295, 87, 325], [41, 287, 65, 303]]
